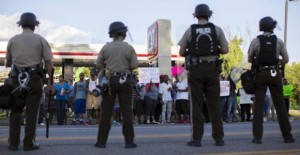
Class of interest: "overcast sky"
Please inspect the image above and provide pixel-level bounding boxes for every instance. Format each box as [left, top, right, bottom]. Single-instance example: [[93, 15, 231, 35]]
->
[[0, 0, 299, 62]]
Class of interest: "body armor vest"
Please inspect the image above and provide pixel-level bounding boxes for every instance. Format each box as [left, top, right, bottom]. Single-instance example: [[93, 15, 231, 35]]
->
[[188, 23, 219, 56], [257, 35, 278, 66]]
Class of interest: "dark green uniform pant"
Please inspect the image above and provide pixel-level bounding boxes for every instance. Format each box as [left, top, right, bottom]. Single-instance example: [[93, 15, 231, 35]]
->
[[96, 76, 135, 145], [253, 69, 293, 140], [188, 63, 224, 142], [9, 74, 43, 147]]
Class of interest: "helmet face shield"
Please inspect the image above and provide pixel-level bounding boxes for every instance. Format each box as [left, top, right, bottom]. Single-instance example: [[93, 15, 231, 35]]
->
[[259, 16, 277, 32], [17, 12, 39, 26]]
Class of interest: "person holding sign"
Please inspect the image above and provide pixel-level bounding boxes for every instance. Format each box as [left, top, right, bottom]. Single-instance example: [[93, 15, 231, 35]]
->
[[283, 78, 293, 116]]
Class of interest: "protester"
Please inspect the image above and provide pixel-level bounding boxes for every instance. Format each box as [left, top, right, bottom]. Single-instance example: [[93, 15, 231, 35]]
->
[[53, 75, 70, 125], [86, 70, 101, 125], [159, 75, 173, 124], [71, 73, 88, 125]]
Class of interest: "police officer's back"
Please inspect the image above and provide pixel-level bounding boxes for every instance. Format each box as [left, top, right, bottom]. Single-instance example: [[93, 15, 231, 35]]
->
[[95, 21, 138, 148], [178, 4, 228, 147], [5, 12, 54, 151], [248, 16, 294, 144]]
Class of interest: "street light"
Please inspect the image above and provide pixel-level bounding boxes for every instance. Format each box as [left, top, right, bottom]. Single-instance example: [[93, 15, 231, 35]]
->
[[283, 0, 297, 77], [284, 0, 298, 47]]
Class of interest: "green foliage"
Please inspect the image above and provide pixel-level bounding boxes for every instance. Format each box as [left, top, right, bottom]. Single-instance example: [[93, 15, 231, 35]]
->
[[54, 67, 62, 75], [220, 36, 244, 77], [53, 67, 91, 82], [74, 67, 91, 82], [285, 63, 300, 109]]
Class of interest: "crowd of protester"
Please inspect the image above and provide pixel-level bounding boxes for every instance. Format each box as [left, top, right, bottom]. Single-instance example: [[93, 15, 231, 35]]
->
[[27, 69, 293, 127]]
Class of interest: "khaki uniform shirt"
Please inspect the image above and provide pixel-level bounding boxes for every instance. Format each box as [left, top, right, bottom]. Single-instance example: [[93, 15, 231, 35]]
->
[[178, 20, 228, 61], [97, 40, 138, 74], [6, 28, 53, 67], [248, 32, 288, 63]]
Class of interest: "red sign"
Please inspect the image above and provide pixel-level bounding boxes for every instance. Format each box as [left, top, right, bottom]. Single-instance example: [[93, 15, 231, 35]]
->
[[147, 22, 158, 61]]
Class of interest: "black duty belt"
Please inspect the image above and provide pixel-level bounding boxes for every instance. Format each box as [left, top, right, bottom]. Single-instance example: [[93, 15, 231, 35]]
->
[[14, 64, 41, 72], [198, 59, 217, 64], [260, 65, 277, 70], [110, 72, 130, 77]]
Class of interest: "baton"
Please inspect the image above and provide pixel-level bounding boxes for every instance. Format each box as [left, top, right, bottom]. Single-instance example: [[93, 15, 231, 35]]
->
[[46, 68, 54, 138]]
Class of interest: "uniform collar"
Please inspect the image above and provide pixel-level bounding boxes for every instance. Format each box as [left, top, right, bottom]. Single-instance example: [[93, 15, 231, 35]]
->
[[197, 19, 209, 25], [22, 28, 34, 33], [113, 37, 124, 42], [262, 32, 273, 36]]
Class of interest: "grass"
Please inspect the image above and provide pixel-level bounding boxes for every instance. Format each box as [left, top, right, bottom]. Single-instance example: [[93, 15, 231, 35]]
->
[[290, 110, 300, 120]]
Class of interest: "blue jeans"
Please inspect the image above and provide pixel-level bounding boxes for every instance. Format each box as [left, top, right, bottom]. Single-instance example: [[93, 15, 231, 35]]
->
[[55, 100, 67, 125], [226, 96, 237, 121], [220, 97, 227, 121]]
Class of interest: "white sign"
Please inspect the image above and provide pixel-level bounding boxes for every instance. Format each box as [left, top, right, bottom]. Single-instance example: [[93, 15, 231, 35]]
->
[[138, 67, 160, 83], [220, 81, 230, 96]]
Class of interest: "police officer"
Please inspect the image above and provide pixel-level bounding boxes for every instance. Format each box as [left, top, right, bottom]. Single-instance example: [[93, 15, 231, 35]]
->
[[178, 4, 228, 147], [248, 16, 294, 144], [5, 12, 54, 151], [95, 21, 138, 148]]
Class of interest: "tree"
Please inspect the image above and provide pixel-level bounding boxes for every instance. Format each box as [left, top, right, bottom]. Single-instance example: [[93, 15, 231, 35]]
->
[[74, 67, 91, 82], [285, 62, 300, 109], [220, 36, 244, 77]]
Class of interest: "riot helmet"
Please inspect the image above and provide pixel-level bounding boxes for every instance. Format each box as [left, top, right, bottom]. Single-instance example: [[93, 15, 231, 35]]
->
[[259, 16, 277, 32], [108, 21, 128, 35], [193, 4, 213, 18], [17, 12, 40, 26]]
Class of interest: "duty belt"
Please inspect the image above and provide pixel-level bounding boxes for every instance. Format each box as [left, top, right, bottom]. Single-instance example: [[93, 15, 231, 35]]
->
[[14, 64, 41, 73], [259, 65, 277, 70], [198, 59, 217, 64], [11, 64, 42, 93], [110, 72, 130, 77]]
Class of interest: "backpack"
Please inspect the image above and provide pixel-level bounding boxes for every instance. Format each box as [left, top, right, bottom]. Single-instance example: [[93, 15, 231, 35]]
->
[[241, 70, 256, 94], [257, 35, 278, 66], [0, 84, 12, 109]]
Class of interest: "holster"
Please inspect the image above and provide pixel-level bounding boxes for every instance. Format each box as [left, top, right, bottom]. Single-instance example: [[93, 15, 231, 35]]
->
[[216, 58, 223, 74]]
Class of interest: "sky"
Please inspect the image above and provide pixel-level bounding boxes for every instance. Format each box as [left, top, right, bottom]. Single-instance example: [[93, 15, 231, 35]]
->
[[0, 0, 299, 63]]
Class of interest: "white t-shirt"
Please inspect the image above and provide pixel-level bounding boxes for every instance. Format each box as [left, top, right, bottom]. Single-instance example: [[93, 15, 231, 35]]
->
[[88, 78, 97, 91], [176, 79, 189, 100], [239, 88, 253, 104], [159, 82, 173, 102]]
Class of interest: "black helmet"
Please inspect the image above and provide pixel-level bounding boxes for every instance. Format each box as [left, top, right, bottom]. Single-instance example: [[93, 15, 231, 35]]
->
[[17, 12, 39, 26], [259, 16, 277, 32], [108, 21, 127, 34], [194, 4, 213, 17]]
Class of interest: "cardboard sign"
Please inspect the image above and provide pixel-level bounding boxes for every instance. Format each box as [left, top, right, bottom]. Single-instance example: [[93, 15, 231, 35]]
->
[[138, 67, 160, 83], [220, 81, 230, 96]]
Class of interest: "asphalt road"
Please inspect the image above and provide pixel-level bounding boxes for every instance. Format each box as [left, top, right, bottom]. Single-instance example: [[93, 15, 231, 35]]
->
[[0, 121, 299, 155]]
